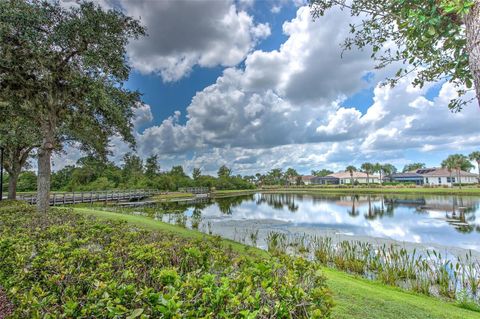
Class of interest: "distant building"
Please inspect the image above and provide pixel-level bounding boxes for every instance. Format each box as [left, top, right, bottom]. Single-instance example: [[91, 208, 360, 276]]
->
[[301, 175, 315, 185], [312, 171, 381, 185], [384, 172, 424, 185], [386, 167, 478, 186]]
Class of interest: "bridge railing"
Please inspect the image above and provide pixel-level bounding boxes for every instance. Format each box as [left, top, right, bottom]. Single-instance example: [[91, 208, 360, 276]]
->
[[17, 189, 163, 206]]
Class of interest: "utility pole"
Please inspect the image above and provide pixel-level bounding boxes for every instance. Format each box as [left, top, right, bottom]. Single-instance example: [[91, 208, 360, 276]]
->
[[0, 147, 4, 201]]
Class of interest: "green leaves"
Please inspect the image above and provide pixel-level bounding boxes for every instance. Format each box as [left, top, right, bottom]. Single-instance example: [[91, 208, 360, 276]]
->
[[0, 204, 333, 318], [310, 0, 478, 111]]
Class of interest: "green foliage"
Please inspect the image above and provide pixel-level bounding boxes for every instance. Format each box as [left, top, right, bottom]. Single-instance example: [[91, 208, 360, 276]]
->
[[442, 154, 474, 172], [403, 162, 426, 172], [310, 0, 478, 110], [312, 169, 334, 177], [0, 203, 333, 318]]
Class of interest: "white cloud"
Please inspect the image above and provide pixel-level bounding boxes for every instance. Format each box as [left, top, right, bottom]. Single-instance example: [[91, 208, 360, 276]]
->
[[53, 4, 480, 175], [122, 0, 270, 81]]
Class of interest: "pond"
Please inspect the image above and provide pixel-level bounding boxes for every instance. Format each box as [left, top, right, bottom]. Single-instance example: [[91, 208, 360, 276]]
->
[[133, 192, 480, 255]]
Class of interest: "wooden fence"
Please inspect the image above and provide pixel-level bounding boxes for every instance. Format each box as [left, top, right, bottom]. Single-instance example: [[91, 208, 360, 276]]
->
[[17, 189, 162, 206]]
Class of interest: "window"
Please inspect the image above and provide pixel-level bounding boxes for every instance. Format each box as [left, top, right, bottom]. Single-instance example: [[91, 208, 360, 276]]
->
[[447, 177, 451, 183], [438, 177, 442, 184], [426, 178, 429, 183]]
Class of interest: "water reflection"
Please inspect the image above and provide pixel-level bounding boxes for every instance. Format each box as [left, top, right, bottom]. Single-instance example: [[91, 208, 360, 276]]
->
[[144, 193, 480, 252]]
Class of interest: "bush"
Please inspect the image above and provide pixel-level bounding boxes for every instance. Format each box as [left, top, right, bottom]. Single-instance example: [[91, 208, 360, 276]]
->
[[0, 204, 333, 318]]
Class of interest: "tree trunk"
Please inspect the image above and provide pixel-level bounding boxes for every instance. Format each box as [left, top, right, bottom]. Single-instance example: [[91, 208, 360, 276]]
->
[[7, 171, 19, 200], [477, 160, 480, 183], [465, 2, 480, 107], [457, 169, 462, 189], [37, 132, 54, 213]]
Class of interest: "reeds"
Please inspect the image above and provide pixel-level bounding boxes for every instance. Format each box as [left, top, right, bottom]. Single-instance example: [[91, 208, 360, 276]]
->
[[265, 231, 480, 306]]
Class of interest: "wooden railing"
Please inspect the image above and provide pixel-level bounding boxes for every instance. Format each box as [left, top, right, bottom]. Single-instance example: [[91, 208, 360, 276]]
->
[[17, 189, 162, 206]]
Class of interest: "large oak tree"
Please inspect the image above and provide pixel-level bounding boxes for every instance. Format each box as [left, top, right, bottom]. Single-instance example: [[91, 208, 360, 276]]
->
[[0, 1, 145, 212], [310, 0, 480, 111]]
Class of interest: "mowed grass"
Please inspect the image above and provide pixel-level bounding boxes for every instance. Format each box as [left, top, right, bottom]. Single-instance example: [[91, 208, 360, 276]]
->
[[151, 192, 195, 201], [261, 186, 480, 196], [74, 207, 479, 319]]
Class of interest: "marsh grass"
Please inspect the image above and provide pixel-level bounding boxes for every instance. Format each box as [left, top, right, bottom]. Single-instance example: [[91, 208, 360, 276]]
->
[[265, 231, 480, 308]]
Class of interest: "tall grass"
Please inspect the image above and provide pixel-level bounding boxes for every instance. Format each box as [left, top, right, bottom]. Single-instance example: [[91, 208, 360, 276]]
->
[[265, 232, 480, 307]]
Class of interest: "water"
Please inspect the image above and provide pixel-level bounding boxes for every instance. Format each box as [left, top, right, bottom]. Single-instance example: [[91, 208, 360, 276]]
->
[[135, 193, 480, 254]]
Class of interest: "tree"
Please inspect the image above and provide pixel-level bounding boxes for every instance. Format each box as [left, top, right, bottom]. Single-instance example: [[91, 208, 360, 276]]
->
[[145, 155, 160, 178], [310, 0, 480, 110], [345, 165, 357, 186], [217, 165, 232, 178], [122, 153, 144, 186], [403, 163, 426, 172], [285, 168, 299, 185], [441, 154, 474, 188], [192, 168, 201, 180], [311, 169, 333, 177], [382, 163, 397, 176], [0, 1, 145, 212], [469, 151, 480, 183], [360, 162, 374, 186], [0, 107, 39, 199]]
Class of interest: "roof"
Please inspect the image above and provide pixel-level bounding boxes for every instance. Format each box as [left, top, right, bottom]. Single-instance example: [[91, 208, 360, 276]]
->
[[301, 175, 315, 181], [389, 172, 424, 179], [414, 167, 478, 177], [326, 171, 380, 179]]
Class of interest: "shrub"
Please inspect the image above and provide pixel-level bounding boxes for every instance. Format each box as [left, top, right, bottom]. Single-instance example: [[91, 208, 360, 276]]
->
[[0, 204, 333, 318]]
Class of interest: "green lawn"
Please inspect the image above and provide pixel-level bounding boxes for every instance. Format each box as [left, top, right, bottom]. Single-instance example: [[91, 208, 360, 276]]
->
[[74, 207, 479, 319], [261, 187, 480, 196], [151, 192, 195, 201]]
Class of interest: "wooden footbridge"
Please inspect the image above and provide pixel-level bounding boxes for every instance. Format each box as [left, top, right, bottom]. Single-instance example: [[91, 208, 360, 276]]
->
[[17, 189, 162, 206]]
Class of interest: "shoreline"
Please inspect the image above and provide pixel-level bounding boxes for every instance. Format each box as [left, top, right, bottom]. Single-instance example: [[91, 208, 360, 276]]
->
[[214, 187, 480, 197]]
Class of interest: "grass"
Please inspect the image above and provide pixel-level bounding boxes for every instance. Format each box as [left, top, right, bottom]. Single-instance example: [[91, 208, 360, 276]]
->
[[74, 207, 267, 259], [74, 207, 479, 319], [151, 192, 195, 201], [211, 189, 257, 198], [260, 186, 480, 196]]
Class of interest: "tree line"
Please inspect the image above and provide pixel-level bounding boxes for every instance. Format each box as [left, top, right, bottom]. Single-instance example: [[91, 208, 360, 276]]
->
[[0, 153, 254, 195]]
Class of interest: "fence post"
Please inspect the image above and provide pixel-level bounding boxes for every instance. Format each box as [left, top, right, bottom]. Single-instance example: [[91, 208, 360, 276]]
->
[[53, 194, 56, 206], [72, 191, 75, 205]]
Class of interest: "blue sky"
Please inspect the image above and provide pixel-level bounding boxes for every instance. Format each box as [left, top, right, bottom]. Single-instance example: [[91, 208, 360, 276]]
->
[[56, 0, 480, 175]]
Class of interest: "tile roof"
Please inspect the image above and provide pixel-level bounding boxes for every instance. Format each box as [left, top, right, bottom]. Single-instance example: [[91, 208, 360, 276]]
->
[[416, 167, 478, 177], [327, 171, 380, 179]]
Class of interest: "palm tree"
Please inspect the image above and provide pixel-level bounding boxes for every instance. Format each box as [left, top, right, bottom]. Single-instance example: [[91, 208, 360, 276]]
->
[[373, 163, 383, 185], [346, 165, 357, 187], [361, 162, 374, 186], [469, 151, 480, 183], [382, 163, 397, 181], [442, 154, 474, 189]]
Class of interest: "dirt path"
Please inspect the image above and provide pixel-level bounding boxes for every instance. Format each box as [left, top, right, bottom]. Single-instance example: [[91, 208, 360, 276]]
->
[[0, 287, 13, 319]]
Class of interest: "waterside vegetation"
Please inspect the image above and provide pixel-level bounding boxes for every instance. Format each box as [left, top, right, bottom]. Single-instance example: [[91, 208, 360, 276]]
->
[[0, 201, 333, 318]]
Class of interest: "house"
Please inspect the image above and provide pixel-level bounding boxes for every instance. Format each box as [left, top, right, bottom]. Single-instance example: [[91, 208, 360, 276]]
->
[[388, 167, 478, 186], [312, 171, 381, 185], [417, 167, 478, 186], [384, 172, 424, 185], [301, 175, 315, 185]]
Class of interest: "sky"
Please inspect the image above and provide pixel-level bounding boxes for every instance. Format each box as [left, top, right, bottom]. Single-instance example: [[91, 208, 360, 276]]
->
[[54, 0, 480, 176]]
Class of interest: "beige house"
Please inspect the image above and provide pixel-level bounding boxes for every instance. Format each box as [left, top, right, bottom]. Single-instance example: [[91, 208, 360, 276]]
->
[[312, 171, 381, 185]]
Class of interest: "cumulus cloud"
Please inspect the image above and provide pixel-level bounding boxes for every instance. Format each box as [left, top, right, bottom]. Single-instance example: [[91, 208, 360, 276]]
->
[[121, 0, 270, 81], [132, 103, 153, 128], [53, 3, 480, 175], [134, 6, 374, 155]]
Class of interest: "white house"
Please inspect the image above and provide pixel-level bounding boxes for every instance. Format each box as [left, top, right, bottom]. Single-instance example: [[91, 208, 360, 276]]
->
[[415, 168, 478, 186]]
